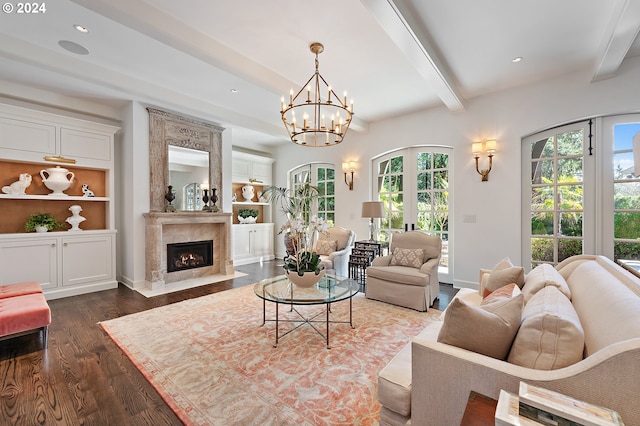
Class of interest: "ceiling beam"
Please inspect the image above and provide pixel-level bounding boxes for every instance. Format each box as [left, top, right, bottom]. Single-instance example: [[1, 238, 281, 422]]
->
[[361, 0, 464, 112], [592, 0, 640, 81]]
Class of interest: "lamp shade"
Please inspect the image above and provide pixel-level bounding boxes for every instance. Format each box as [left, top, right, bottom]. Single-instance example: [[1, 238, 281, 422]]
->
[[361, 201, 384, 218]]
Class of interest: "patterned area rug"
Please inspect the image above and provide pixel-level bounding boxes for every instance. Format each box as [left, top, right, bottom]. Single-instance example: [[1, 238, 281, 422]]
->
[[100, 283, 441, 425]]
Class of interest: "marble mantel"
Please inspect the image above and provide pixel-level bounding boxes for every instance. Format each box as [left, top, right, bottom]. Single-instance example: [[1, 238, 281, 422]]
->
[[144, 211, 234, 290]]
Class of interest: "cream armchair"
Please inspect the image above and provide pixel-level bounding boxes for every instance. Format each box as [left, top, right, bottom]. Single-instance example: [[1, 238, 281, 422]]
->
[[365, 231, 441, 311], [315, 226, 355, 277]]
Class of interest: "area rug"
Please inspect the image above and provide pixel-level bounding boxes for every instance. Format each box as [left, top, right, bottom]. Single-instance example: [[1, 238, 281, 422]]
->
[[100, 283, 441, 425]]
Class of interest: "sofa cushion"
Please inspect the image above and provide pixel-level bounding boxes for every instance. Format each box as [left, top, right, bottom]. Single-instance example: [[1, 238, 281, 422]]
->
[[481, 283, 521, 305], [522, 263, 571, 304], [366, 265, 429, 287], [485, 257, 525, 294], [389, 248, 424, 269], [378, 321, 443, 417], [437, 294, 523, 360], [0, 292, 51, 337], [0, 282, 43, 299], [315, 239, 337, 256], [508, 286, 584, 370], [567, 260, 640, 356]]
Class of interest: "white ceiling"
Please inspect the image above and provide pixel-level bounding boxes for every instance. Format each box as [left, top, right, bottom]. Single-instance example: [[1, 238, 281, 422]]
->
[[0, 0, 639, 150]]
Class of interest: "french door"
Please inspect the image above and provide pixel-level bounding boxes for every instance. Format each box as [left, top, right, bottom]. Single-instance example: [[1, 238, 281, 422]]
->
[[373, 146, 453, 283], [290, 162, 336, 225], [522, 116, 640, 272]]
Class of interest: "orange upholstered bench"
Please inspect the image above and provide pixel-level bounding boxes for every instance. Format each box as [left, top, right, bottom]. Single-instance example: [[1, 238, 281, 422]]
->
[[0, 282, 51, 347]]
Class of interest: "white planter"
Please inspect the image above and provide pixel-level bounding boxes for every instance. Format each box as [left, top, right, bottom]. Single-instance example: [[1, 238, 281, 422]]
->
[[238, 215, 258, 224], [35, 225, 49, 233]]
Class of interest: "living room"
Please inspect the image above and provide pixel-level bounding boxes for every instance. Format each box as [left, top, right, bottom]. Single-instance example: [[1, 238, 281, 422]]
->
[[1, 1, 640, 425]]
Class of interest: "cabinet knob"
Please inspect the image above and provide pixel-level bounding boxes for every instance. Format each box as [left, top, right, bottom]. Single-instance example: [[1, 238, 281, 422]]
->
[[51, 243, 56, 248], [63, 242, 68, 247]]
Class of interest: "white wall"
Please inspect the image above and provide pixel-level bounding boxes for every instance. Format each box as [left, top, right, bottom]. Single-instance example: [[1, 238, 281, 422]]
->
[[117, 101, 150, 288], [271, 55, 640, 289]]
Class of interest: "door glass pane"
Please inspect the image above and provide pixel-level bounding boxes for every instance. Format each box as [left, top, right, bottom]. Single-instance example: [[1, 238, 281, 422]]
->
[[612, 123, 640, 265], [528, 126, 585, 267]]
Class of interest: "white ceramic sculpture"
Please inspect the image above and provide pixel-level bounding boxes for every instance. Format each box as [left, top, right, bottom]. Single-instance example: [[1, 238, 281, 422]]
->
[[66, 205, 86, 231], [242, 185, 255, 202], [40, 166, 75, 196], [2, 173, 32, 195]]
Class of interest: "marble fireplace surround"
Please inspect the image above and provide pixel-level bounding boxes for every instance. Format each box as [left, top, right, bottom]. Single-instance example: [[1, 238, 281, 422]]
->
[[144, 212, 234, 289], [144, 109, 234, 291]]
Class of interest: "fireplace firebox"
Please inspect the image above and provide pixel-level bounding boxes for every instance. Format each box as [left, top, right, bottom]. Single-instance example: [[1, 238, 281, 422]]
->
[[167, 240, 213, 273]]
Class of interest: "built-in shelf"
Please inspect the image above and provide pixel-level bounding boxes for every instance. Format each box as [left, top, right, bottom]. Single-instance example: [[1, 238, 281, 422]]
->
[[232, 201, 269, 206], [0, 194, 109, 201]]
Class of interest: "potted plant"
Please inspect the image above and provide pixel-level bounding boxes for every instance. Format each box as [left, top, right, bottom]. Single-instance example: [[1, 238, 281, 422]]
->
[[25, 213, 64, 233], [261, 183, 329, 286], [238, 208, 259, 224]]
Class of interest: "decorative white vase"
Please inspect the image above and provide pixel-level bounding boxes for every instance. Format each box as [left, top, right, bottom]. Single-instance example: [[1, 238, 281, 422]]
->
[[285, 268, 326, 288], [35, 225, 48, 233], [241, 185, 255, 202], [40, 166, 75, 196], [66, 204, 86, 231]]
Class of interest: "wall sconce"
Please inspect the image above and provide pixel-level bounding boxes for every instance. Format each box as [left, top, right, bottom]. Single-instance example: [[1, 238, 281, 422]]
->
[[342, 161, 357, 190], [472, 140, 497, 181]]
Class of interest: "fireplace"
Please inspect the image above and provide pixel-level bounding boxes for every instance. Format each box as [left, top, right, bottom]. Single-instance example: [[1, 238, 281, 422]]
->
[[167, 240, 213, 273]]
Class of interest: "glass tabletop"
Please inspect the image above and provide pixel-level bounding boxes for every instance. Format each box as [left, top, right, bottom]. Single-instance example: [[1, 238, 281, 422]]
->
[[254, 273, 360, 305]]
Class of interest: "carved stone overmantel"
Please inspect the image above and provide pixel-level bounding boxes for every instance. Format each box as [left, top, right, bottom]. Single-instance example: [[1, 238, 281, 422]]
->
[[147, 108, 224, 212]]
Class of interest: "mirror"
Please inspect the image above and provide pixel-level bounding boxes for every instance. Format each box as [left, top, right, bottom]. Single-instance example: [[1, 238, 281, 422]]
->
[[168, 145, 210, 210]]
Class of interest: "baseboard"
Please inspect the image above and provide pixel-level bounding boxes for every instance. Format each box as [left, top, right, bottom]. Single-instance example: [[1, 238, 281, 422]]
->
[[453, 279, 479, 291]]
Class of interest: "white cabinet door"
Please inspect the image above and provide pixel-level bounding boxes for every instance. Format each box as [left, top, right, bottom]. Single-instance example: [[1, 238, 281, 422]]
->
[[232, 224, 274, 265], [0, 117, 56, 158], [60, 128, 112, 162], [0, 238, 58, 290], [231, 158, 251, 183], [253, 224, 274, 257], [251, 161, 272, 185], [232, 225, 254, 262], [62, 234, 113, 287]]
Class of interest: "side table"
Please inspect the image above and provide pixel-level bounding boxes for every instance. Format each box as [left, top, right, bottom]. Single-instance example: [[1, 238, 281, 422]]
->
[[349, 240, 390, 292]]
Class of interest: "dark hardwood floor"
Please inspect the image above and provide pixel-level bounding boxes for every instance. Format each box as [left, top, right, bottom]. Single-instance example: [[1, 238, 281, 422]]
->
[[0, 261, 457, 425]]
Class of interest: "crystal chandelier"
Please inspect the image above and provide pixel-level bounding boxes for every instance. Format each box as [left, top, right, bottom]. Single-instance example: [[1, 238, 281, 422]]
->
[[280, 42, 354, 147]]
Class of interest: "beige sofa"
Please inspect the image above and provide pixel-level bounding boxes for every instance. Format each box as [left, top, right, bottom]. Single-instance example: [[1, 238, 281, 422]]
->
[[377, 255, 640, 425]]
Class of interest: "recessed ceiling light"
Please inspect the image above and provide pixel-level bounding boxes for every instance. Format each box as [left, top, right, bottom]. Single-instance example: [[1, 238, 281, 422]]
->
[[512, 57, 523, 63], [58, 40, 89, 55], [73, 24, 89, 33], [230, 89, 238, 93]]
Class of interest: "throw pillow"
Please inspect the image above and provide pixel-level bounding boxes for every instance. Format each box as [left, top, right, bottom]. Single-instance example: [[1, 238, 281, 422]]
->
[[508, 286, 584, 370], [485, 267, 525, 294], [437, 294, 524, 360], [481, 283, 521, 306], [315, 240, 337, 256], [521, 263, 571, 304], [389, 248, 424, 269]]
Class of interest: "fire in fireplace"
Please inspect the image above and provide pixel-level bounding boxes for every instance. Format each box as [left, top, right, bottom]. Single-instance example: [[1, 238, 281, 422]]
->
[[167, 240, 213, 273]]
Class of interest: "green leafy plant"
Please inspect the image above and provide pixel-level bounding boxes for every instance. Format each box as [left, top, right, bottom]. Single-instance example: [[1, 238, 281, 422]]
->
[[238, 208, 259, 218], [25, 213, 64, 232]]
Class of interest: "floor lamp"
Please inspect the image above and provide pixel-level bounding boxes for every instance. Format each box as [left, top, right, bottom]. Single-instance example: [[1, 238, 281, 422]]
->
[[361, 201, 385, 241]]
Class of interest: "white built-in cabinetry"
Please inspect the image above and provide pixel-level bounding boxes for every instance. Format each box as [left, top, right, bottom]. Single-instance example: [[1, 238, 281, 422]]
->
[[0, 103, 119, 299], [231, 151, 275, 265]]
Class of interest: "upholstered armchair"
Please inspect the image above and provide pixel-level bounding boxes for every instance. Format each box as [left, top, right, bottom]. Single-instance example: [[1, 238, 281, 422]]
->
[[365, 231, 441, 311], [315, 226, 356, 277]]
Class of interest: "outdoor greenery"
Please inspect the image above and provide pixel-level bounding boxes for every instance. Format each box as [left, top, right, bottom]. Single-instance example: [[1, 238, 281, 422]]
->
[[531, 130, 640, 263], [377, 152, 449, 242]]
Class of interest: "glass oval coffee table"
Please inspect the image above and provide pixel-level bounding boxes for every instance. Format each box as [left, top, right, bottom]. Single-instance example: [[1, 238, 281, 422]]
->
[[254, 273, 359, 348]]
